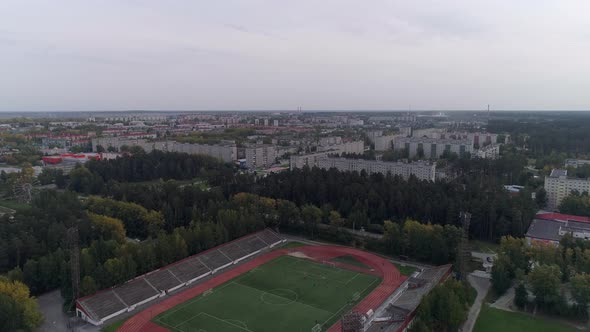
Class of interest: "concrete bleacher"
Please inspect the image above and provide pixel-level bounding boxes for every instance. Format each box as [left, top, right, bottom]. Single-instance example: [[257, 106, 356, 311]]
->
[[199, 249, 233, 270], [144, 269, 182, 293], [114, 279, 159, 309], [240, 235, 268, 252], [76, 229, 284, 326], [168, 256, 211, 283], [219, 242, 250, 261], [77, 290, 127, 325], [257, 229, 283, 246]]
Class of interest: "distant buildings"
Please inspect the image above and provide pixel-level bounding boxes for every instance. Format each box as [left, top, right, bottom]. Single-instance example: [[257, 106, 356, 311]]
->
[[316, 140, 364, 155], [474, 144, 500, 159], [442, 132, 501, 146], [565, 159, 590, 168], [244, 144, 278, 169], [544, 169, 590, 210], [367, 131, 403, 151], [290, 154, 435, 181], [394, 137, 473, 159], [91, 137, 237, 163]]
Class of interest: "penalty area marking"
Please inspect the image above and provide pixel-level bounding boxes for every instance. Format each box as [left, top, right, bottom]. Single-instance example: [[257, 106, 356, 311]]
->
[[260, 288, 299, 305]]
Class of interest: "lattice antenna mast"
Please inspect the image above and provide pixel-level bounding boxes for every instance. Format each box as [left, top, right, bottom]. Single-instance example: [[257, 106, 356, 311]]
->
[[457, 211, 471, 281], [67, 226, 80, 301]]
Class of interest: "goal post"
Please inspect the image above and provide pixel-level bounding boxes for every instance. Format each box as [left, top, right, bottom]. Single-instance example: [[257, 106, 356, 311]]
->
[[322, 261, 336, 268], [311, 323, 322, 332]]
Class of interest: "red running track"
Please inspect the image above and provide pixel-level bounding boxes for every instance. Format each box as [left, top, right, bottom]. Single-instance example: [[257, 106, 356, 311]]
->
[[118, 245, 405, 332]]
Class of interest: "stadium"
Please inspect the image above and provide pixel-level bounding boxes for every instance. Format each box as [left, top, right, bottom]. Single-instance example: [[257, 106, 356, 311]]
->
[[76, 230, 451, 332]]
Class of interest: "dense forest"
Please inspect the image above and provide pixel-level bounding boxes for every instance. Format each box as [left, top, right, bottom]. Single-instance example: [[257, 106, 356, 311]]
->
[[488, 116, 590, 158], [231, 164, 537, 241]]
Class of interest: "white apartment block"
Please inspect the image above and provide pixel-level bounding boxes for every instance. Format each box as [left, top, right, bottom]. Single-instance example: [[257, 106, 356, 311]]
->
[[565, 159, 590, 168], [244, 144, 278, 169], [442, 132, 500, 146], [474, 144, 500, 159], [545, 169, 590, 210], [91, 137, 237, 163], [290, 154, 435, 181], [317, 140, 364, 155], [290, 152, 329, 170], [394, 137, 473, 159]]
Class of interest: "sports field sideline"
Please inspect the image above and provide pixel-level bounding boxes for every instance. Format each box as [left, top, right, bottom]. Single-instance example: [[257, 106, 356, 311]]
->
[[152, 255, 380, 332]]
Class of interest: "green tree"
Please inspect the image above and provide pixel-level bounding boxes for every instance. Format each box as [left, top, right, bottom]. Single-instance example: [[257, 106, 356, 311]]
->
[[80, 276, 97, 297], [301, 204, 322, 238], [0, 278, 43, 331], [529, 264, 561, 308], [571, 273, 590, 310], [491, 256, 512, 295], [514, 283, 528, 309]]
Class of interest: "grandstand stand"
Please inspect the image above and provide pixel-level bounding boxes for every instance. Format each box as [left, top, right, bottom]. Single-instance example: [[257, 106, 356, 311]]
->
[[199, 249, 233, 271], [77, 290, 127, 325], [144, 269, 182, 293], [168, 257, 211, 284], [257, 229, 283, 246], [219, 242, 249, 261], [76, 229, 285, 326], [114, 279, 160, 310]]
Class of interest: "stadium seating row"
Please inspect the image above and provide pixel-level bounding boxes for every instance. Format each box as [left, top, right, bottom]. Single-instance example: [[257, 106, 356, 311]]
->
[[76, 229, 284, 325]]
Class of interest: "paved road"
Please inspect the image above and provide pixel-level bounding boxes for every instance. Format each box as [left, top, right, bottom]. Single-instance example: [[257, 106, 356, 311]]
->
[[37, 290, 69, 332], [461, 273, 491, 332]]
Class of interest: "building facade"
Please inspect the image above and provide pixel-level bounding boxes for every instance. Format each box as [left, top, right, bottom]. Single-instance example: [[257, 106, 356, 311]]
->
[[91, 137, 237, 163], [474, 144, 500, 159], [244, 144, 278, 169], [545, 169, 590, 210], [290, 154, 435, 181], [394, 137, 473, 159]]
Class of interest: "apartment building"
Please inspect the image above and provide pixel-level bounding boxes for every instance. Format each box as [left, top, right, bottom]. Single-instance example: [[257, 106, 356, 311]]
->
[[442, 132, 500, 146], [316, 140, 364, 155], [545, 169, 590, 210], [244, 144, 278, 169], [91, 137, 237, 163], [565, 159, 590, 168], [474, 144, 500, 159], [394, 137, 473, 159], [290, 154, 435, 181]]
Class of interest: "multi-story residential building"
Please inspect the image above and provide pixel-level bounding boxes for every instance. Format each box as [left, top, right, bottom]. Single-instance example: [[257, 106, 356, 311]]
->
[[394, 137, 473, 159], [474, 144, 500, 159], [317, 140, 364, 155], [545, 169, 590, 210], [565, 159, 590, 168], [290, 154, 435, 181], [290, 152, 329, 170], [91, 137, 237, 163], [441, 132, 500, 147], [244, 144, 278, 169], [168, 141, 237, 163]]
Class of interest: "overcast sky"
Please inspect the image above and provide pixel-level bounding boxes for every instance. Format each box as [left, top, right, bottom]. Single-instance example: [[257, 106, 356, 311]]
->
[[1, 1, 590, 112]]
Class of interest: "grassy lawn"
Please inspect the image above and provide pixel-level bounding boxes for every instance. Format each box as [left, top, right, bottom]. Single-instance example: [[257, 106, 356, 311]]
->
[[331, 255, 370, 269], [394, 263, 417, 276], [470, 240, 500, 253], [276, 241, 306, 249], [101, 319, 125, 332], [0, 199, 29, 211], [474, 305, 582, 332], [153, 256, 380, 332]]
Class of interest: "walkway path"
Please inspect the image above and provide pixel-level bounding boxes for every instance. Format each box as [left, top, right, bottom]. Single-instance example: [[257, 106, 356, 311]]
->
[[461, 273, 491, 332]]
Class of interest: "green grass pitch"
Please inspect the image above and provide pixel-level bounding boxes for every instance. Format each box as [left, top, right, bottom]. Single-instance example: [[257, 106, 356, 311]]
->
[[153, 255, 381, 332]]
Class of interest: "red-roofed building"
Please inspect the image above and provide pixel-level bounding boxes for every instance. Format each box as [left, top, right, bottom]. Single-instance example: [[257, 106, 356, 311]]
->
[[535, 212, 590, 223]]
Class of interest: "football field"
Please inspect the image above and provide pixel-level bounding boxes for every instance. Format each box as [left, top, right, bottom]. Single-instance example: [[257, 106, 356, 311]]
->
[[153, 255, 380, 332]]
